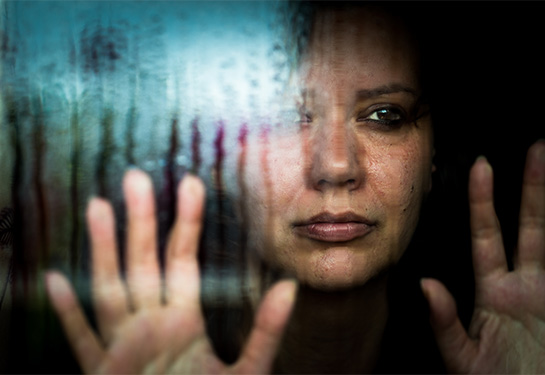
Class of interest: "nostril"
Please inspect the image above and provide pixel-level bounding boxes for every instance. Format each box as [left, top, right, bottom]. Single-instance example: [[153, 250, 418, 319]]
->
[[316, 178, 358, 189]]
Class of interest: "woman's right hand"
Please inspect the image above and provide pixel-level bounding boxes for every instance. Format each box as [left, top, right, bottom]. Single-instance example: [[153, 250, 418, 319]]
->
[[45, 170, 297, 374]]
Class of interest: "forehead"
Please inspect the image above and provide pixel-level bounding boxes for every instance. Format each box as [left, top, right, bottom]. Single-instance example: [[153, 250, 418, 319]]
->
[[300, 6, 420, 92]]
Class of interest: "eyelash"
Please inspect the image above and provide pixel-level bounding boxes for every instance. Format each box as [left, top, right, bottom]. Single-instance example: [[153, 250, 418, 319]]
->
[[297, 105, 418, 129], [357, 106, 407, 128]]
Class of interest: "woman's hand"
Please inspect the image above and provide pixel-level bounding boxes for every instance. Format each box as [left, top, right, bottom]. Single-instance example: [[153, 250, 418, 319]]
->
[[45, 170, 297, 374], [422, 140, 545, 373]]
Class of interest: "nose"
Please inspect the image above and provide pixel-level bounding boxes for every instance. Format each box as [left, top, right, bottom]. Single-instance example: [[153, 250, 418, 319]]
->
[[307, 121, 363, 192]]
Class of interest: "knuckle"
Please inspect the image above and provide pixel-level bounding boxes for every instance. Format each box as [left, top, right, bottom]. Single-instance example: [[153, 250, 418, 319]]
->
[[520, 214, 545, 231]]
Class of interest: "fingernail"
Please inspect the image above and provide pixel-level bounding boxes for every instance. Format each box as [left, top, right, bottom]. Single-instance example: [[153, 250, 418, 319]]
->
[[181, 173, 204, 197], [420, 278, 431, 300], [45, 271, 69, 297], [87, 195, 98, 207], [476, 155, 487, 163], [125, 169, 152, 193], [179, 174, 205, 218], [475, 155, 492, 176], [87, 197, 109, 220], [282, 279, 298, 304]]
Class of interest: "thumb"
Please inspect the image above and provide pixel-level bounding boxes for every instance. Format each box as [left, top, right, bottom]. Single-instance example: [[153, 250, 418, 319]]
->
[[421, 278, 477, 373], [235, 279, 297, 374]]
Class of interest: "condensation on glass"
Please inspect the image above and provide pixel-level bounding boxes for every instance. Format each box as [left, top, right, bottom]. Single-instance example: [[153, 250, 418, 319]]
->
[[0, 0, 303, 367]]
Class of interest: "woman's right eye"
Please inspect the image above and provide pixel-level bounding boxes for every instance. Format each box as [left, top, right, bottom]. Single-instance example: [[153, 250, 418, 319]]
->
[[357, 106, 407, 129]]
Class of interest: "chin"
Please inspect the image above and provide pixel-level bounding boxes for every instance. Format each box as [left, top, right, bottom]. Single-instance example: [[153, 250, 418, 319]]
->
[[293, 247, 392, 291], [303, 276, 361, 291]]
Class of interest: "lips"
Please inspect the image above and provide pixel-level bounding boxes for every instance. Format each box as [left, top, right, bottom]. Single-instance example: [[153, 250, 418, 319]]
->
[[292, 212, 375, 242]]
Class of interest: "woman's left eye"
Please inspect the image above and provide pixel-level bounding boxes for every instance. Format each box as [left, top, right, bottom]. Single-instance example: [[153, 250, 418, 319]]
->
[[359, 107, 406, 127]]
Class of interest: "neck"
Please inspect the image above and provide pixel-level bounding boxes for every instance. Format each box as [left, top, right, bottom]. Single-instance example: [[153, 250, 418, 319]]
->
[[273, 274, 389, 374]]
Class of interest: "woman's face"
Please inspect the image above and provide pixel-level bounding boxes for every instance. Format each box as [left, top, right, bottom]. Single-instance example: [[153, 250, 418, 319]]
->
[[244, 7, 434, 290]]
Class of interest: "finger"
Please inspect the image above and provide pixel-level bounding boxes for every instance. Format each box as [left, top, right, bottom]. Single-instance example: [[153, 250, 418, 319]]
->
[[124, 169, 161, 310], [516, 140, 545, 270], [45, 271, 105, 374], [165, 174, 205, 312], [235, 280, 297, 374], [469, 157, 507, 279], [88, 198, 129, 343], [421, 278, 477, 374]]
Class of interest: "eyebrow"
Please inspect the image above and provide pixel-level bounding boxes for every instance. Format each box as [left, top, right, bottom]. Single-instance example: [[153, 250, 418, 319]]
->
[[301, 83, 420, 102], [355, 84, 419, 99]]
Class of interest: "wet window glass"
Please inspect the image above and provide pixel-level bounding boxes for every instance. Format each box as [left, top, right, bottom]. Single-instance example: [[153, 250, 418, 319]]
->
[[1, 2, 544, 373]]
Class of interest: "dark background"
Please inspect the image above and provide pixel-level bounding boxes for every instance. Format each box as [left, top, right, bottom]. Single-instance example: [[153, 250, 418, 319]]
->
[[5, 2, 545, 373], [383, 2, 545, 373]]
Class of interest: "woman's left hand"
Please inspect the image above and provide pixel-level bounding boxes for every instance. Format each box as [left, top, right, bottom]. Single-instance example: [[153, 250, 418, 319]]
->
[[422, 140, 545, 373]]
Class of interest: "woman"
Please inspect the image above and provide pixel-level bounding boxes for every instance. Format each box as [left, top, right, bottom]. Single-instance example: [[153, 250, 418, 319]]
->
[[45, 3, 545, 373]]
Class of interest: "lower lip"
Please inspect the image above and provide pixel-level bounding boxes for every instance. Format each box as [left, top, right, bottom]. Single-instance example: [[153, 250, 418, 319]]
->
[[293, 222, 373, 242]]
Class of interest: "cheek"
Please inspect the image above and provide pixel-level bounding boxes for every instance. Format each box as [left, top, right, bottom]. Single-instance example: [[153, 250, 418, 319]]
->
[[250, 135, 305, 202], [370, 154, 419, 207], [242, 135, 305, 239], [368, 142, 430, 247]]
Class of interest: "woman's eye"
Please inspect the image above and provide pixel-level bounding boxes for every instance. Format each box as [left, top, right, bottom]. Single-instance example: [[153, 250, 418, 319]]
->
[[360, 107, 406, 127]]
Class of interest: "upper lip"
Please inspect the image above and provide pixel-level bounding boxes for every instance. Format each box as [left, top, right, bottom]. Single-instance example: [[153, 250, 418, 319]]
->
[[293, 211, 375, 226]]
